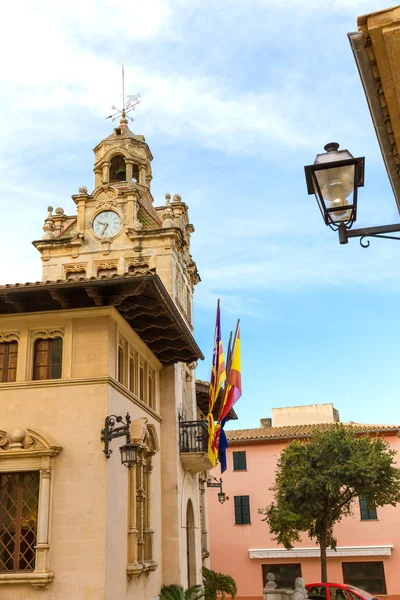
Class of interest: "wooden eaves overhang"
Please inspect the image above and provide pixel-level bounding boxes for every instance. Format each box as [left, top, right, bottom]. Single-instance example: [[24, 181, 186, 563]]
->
[[0, 274, 204, 365], [349, 6, 400, 212]]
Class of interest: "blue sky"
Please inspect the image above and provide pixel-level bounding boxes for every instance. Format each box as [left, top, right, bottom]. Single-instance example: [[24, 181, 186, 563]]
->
[[1, 0, 399, 428]]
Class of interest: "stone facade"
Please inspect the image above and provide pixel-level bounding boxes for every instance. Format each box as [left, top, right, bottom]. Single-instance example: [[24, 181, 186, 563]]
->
[[0, 116, 208, 599]]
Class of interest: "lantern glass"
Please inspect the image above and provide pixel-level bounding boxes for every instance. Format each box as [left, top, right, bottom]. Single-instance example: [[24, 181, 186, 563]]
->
[[218, 491, 226, 504], [315, 163, 355, 220], [120, 442, 138, 468], [305, 143, 364, 230]]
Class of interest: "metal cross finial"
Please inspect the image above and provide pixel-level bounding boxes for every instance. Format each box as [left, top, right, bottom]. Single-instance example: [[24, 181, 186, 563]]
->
[[106, 64, 141, 123]]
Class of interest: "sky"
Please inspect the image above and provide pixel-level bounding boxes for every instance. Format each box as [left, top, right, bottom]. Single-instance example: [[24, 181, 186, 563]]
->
[[1, 0, 400, 429]]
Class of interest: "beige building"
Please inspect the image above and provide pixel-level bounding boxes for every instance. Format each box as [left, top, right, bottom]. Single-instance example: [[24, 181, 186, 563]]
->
[[0, 112, 216, 598]]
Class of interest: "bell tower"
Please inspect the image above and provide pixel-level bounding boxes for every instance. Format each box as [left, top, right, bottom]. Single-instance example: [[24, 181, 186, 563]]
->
[[32, 107, 200, 330]]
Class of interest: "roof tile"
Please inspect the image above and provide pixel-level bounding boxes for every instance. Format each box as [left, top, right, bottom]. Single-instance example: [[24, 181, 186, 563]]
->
[[226, 422, 400, 443]]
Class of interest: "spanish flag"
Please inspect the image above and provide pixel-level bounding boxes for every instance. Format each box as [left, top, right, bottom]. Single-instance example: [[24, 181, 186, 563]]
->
[[207, 301, 226, 466]]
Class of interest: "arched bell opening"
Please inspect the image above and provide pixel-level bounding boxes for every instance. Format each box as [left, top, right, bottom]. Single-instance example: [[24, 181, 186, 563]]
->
[[110, 155, 127, 182], [132, 163, 139, 183]]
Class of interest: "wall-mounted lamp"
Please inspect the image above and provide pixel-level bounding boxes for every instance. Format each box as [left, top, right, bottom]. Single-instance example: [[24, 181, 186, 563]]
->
[[305, 142, 400, 247], [201, 475, 226, 504], [101, 413, 138, 468]]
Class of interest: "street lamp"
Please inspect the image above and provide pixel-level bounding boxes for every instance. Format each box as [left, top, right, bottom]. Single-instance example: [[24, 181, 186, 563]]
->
[[305, 143, 400, 247], [202, 475, 226, 505], [101, 413, 138, 468]]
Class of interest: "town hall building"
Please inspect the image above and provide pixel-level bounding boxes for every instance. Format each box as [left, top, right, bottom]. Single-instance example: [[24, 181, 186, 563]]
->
[[0, 110, 215, 599]]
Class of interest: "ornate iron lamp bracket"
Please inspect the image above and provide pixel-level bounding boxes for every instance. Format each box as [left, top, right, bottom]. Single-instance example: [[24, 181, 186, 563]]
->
[[101, 413, 131, 458], [339, 222, 400, 247]]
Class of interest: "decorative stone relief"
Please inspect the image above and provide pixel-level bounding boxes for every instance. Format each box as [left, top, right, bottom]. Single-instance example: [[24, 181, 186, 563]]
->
[[0, 331, 20, 343], [127, 257, 152, 276], [0, 428, 61, 454], [95, 189, 118, 209], [31, 328, 64, 341], [63, 263, 87, 275]]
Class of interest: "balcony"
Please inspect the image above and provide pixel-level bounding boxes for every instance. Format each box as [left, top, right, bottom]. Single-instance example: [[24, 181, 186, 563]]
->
[[179, 419, 213, 474]]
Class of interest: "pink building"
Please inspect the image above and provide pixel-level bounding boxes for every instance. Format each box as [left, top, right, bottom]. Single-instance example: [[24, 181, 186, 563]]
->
[[208, 404, 400, 600]]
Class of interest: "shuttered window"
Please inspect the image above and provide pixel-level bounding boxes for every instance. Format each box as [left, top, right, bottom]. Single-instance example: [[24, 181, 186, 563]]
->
[[234, 495, 250, 524], [359, 497, 378, 520], [0, 341, 18, 383], [33, 337, 63, 380], [233, 451, 247, 471]]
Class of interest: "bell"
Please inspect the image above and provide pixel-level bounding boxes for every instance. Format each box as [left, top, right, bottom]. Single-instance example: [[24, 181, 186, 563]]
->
[[114, 164, 126, 181]]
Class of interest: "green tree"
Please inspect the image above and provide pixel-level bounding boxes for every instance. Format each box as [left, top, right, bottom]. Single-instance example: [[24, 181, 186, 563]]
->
[[259, 425, 400, 583], [202, 566, 237, 600]]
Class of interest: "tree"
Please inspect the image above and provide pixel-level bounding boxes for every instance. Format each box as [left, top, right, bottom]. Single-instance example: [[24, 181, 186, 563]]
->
[[259, 425, 400, 583], [202, 566, 237, 600]]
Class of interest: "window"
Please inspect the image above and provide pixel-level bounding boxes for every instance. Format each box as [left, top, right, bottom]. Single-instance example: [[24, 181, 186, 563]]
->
[[342, 562, 387, 595], [33, 337, 62, 380], [127, 424, 159, 577], [234, 495, 250, 524], [233, 451, 247, 471], [0, 472, 39, 572], [0, 341, 18, 383], [0, 428, 62, 589], [262, 564, 302, 590], [129, 354, 136, 394], [139, 360, 145, 402], [148, 368, 155, 409], [359, 497, 377, 520], [118, 345, 125, 385]]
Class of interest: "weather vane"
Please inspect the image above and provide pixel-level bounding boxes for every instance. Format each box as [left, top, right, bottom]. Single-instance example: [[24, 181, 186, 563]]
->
[[106, 64, 141, 122]]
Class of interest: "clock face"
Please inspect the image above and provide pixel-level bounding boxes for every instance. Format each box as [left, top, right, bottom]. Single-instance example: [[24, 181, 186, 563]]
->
[[92, 210, 121, 238]]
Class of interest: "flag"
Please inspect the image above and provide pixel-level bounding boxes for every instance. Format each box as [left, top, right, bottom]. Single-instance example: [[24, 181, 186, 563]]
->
[[218, 417, 229, 473], [207, 301, 226, 467], [219, 324, 241, 424]]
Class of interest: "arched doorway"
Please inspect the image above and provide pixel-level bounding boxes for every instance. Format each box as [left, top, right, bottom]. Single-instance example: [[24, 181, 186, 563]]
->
[[186, 499, 196, 588]]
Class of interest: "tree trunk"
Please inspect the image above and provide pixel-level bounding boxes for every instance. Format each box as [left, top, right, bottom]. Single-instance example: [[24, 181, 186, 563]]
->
[[319, 532, 328, 583]]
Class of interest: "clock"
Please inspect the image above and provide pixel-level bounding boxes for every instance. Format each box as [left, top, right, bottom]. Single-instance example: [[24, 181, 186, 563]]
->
[[92, 210, 121, 238]]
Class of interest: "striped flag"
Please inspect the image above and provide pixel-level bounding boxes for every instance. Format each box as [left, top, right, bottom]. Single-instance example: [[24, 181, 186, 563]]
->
[[218, 324, 242, 472], [207, 301, 226, 467]]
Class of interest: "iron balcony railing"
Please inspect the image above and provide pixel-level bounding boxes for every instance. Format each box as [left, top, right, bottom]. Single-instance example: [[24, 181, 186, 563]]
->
[[179, 419, 208, 453]]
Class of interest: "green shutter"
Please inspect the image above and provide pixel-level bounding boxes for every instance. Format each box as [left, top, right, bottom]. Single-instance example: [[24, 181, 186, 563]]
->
[[359, 497, 377, 520], [234, 495, 250, 524], [233, 451, 247, 471]]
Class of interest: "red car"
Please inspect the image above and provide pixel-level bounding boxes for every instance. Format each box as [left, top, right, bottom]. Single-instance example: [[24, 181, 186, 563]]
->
[[306, 582, 379, 600]]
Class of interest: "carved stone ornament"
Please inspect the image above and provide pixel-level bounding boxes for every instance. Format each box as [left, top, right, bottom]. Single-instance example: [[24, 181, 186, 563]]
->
[[94, 259, 119, 271], [0, 331, 20, 343], [63, 263, 87, 274], [133, 198, 143, 231], [126, 257, 153, 276], [0, 428, 62, 455], [95, 189, 118, 209], [31, 329, 64, 341], [78, 186, 88, 195]]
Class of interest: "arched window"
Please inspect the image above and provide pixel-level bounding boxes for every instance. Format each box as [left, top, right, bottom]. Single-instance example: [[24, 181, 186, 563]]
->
[[127, 423, 159, 577], [33, 337, 63, 380], [110, 155, 126, 182]]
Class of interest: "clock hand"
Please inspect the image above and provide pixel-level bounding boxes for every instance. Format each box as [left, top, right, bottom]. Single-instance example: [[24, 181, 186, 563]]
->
[[101, 222, 109, 235]]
